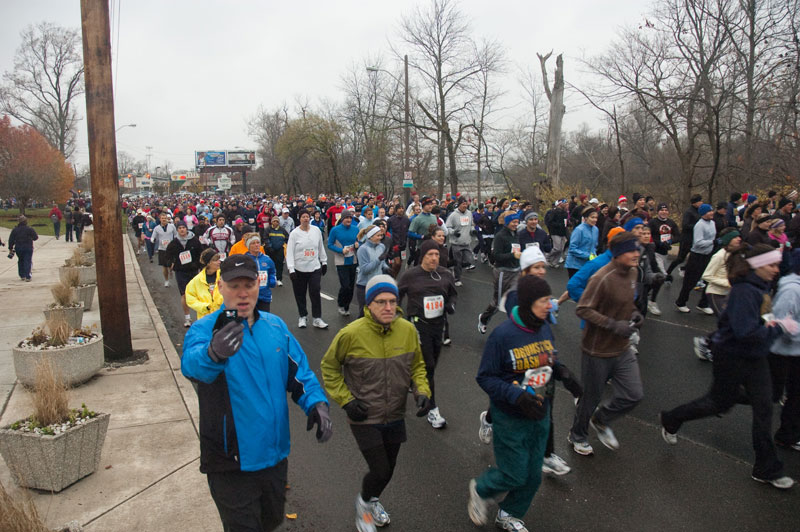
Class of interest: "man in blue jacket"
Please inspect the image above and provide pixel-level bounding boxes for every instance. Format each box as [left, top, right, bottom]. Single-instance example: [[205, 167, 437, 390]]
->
[[182, 255, 332, 531]]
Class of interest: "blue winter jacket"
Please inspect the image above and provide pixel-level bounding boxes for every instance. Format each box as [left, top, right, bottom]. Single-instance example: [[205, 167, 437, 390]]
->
[[246, 251, 277, 303], [181, 309, 328, 473], [567, 250, 612, 302], [565, 222, 599, 270], [711, 272, 783, 359], [328, 223, 360, 266]]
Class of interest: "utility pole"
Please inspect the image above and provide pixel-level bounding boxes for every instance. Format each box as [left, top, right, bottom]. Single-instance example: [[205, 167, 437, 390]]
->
[[80, 0, 133, 361], [404, 54, 411, 207], [145, 145, 153, 173]]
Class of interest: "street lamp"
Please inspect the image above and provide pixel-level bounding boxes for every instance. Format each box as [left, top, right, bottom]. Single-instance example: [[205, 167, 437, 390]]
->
[[116, 123, 136, 133], [366, 55, 411, 205]]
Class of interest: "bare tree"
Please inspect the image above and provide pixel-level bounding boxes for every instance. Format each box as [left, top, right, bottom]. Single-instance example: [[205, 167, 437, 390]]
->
[[398, 0, 481, 196], [537, 52, 566, 188], [0, 23, 84, 158]]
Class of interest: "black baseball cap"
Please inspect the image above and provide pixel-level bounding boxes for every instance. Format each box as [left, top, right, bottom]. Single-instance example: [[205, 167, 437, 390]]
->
[[220, 254, 258, 281]]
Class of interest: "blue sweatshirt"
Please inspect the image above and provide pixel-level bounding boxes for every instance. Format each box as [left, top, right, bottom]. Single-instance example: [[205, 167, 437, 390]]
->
[[356, 240, 386, 286], [246, 251, 277, 303], [327, 223, 360, 266], [567, 250, 612, 302], [711, 272, 783, 358], [476, 312, 556, 418]]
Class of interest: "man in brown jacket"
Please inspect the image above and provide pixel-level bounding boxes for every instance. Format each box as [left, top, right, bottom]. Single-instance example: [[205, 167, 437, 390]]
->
[[568, 232, 645, 456]]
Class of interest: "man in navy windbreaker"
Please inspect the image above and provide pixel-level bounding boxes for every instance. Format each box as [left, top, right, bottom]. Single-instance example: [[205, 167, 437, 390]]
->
[[182, 254, 332, 531]]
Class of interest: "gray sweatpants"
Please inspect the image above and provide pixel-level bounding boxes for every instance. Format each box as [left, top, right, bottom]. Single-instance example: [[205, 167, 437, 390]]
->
[[569, 348, 643, 443], [548, 235, 567, 266], [480, 268, 519, 326]]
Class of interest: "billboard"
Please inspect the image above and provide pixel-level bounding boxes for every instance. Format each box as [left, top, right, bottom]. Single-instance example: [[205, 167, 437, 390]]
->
[[227, 151, 256, 166], [171, 171, 199, 181], [195, 151, 226, 167]]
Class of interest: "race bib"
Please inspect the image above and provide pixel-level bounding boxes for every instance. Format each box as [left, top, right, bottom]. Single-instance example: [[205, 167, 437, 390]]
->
[[423, 295, 444, 319], [335, 212, 342, 222], [511, 243, 521, 253], [161, 239, 170, 248], [660, 233, 670, 243], [401, 250, 407, 261], [303, 248, 316, 258], [525, 242, 540, 249], [460, 215, 470, 226], [179, 251, 192, 265], [343, 245, 354, 257], [258, 271, 269, 287], [138, 222, 144, 229], [218, 252, 226, 261], [249, 218, 255, 224], [523, 366, 553, 395]]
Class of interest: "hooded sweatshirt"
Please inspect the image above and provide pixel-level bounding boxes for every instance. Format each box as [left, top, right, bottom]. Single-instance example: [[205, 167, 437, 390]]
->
[[166, 230, 202, 273], [771, 273, 800, 356]]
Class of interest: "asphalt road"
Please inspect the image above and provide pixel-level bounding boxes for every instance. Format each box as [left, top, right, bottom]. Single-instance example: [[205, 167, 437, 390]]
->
[[131, 233, 799, 531]]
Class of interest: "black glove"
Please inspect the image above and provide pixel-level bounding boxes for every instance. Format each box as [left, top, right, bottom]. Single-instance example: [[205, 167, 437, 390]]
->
[[321, 264, 327, 276], [608, 319, 636, 338], [653, 273, 666, 284], [454, 231, 461, 238], [208, 320, 245, 362], [630, 311, 645, 328], [306, 402, 333, 443], [415, 395, 432, 417], [515, 392, 547, 420], [446, 303, 456, 315], [554, 364, 583, 399], [289, 271, 297, 282], [343, 399, 369, 422]]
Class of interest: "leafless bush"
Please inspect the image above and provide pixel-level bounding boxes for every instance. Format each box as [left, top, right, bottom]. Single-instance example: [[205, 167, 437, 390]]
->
[[0, 481, 49, 532]]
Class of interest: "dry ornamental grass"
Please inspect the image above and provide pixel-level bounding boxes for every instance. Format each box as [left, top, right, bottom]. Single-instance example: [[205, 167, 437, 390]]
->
[[79, 231, 94, 253], [46, 316, 70, 347], [62, 268, 81, 288], [0, 481, 50, 532], [69, 248, 91, 267], [50, 282, 74, 307], [32, 360, 70, 428]]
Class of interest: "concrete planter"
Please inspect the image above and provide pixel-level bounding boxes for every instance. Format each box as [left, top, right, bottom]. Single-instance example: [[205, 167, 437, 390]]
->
[[60, 265, 96, 286], [43, 303, 85, 331], [0, 413, 110, 492], [71, 284, 96, 311], [12, 334, 104, 388]]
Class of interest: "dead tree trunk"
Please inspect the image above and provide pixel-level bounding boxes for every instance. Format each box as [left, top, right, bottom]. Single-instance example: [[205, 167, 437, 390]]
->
[[538, 52, 565, 188]]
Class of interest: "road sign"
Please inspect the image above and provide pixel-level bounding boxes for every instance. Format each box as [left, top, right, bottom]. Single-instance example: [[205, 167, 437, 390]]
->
[[217, 176, 232, 190], [403, 171, 413, 188]]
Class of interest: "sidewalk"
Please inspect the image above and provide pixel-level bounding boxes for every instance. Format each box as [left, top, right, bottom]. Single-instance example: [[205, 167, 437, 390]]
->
[[0, 227, 219, 530]]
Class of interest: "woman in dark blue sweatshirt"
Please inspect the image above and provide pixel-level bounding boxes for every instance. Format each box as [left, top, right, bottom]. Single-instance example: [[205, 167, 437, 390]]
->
[[660, 244, 796, 489], [468, 276, 566, 531]]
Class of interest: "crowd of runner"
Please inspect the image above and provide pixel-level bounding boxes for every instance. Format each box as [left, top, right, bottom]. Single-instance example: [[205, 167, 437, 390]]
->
[[110, 187, 800, 532]]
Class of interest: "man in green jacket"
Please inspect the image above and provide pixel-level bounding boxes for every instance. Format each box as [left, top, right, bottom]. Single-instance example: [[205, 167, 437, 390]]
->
[[321, 274, 431, 532]]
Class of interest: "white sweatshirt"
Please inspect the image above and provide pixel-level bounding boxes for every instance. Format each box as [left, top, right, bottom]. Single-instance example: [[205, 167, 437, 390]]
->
[[286, 224, 327, 273]]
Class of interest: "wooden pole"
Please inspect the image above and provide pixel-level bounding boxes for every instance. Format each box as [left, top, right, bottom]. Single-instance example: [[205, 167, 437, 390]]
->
[[80, 0, 133, 360], [403, 54, 410, 206]]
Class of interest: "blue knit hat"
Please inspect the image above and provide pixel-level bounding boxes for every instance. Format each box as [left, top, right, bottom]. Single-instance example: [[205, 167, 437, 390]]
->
[[698, 204, 713, 216], [623, 217, 644, 232], [365, 275, 399, 306]]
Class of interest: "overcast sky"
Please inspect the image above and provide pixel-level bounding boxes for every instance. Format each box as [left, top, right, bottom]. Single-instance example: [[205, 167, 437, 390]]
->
[[1, 0, 651, 173]]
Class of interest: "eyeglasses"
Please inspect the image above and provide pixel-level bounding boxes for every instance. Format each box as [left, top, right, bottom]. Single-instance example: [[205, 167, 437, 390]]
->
[[371, 298, 398, 307]]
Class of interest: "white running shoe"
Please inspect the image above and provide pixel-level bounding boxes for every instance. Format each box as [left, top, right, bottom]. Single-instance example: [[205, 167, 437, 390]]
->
[[183, 318, 192, 328], [752, 475, 795, 490], [355, 494, 377, 532], [467, 479, 488, 526], [542, 454, 571, 475], [477, 314, 487, 334], [659, 413, 678, 445], [312, 317, 328, 329], [164, 280, 170, 287], [368, 498, 390, 527], [337, 306, 349, 316], [693, 337, 712, 361], [590, 417, 620, 450], [276, 280, 283, 287], [454, 280, 463, 287], [676, 305, 690, 313], [495, 511, 529, 531], [442, 337, 451, 346], [426, 407, 446, 428], [696, 306, 714, 315], [478, 411, 493, 444], [647, 301, 662, 316], [567, 434, 594, 456], [298, 316, 308, 328]]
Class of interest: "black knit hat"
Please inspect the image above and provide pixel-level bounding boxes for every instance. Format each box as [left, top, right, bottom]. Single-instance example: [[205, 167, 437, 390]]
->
[[419, 239, 440, 260], [517, 276, 551, 330]]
